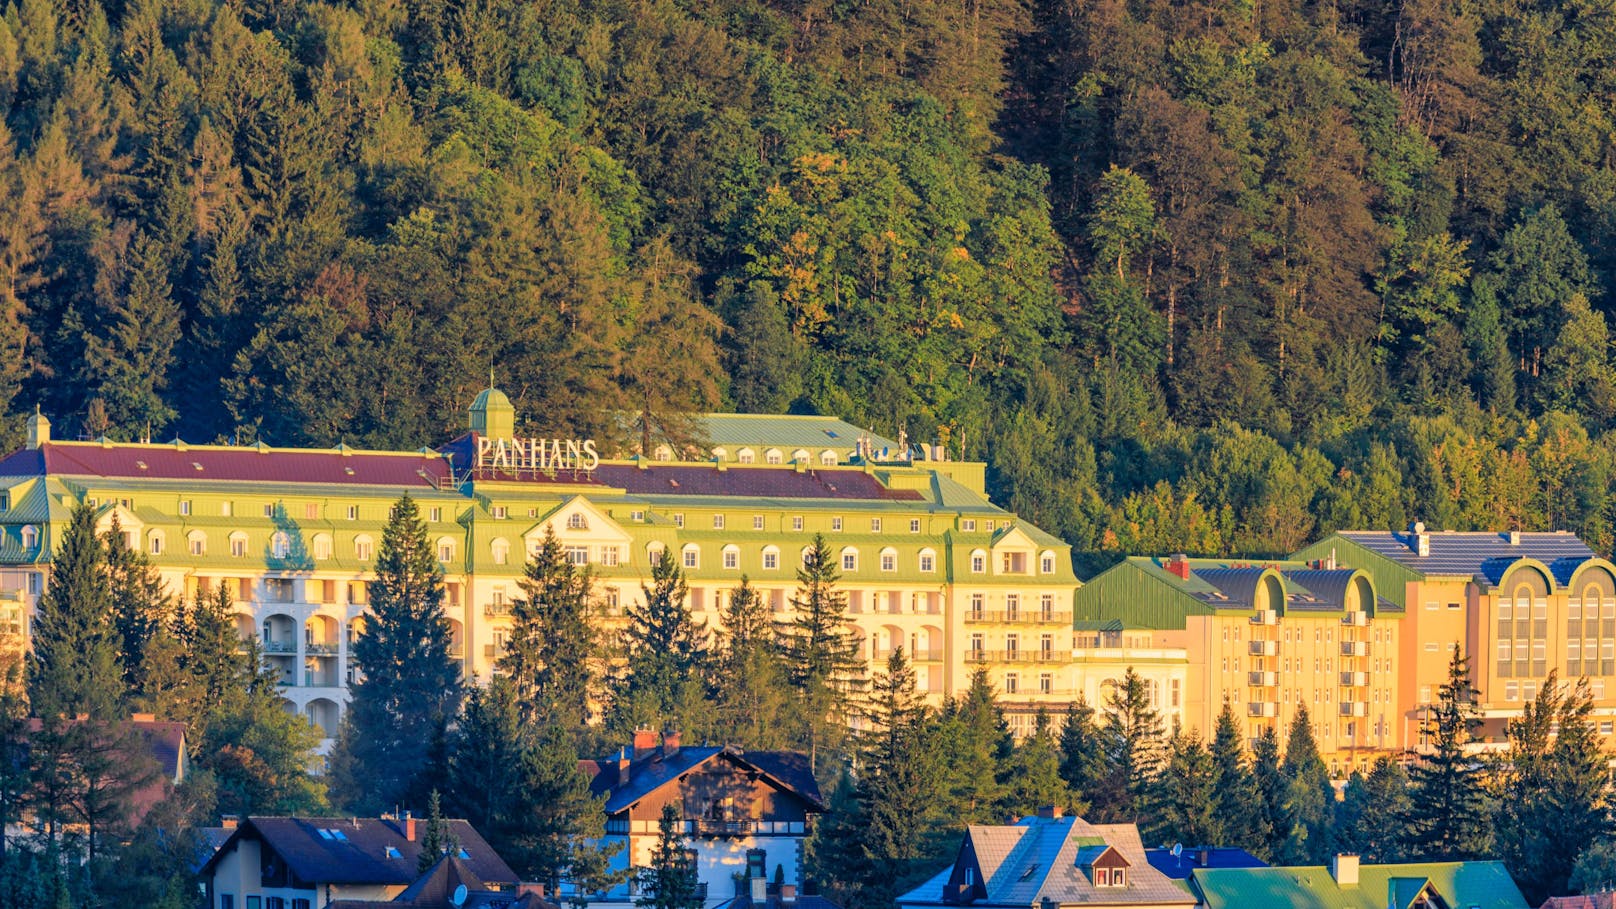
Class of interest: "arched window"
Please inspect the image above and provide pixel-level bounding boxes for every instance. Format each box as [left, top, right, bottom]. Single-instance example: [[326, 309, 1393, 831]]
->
[[654, 445, 673, 462], [918, 548, 937, 572], [270, 531, 290, 559], [148, 530, 165, 556], [648, 542, 666, 564], [819, 450, 839, 466], [354, 534, 375, 561], [311, 534, 332, 561], [682, 544, 700, 570], [738, 448, 756, 464], [566, 512, 588, 531], [712, 447, 729, 461], [1040, 550, 1056, 574], [879, 547, 898, 572], [762, 545, 781, 570], [765, 449, 783, 465], [437, 538, 455, 563], [491, 538, 510, 566], [971, 549, 987, 573], [792, 449, 810, 463], [840, 547, 859, 572], [801, 546, 817, 568], [19, 525, 36, 550], [229, 532, 248, 558], [187, 530, 207, 556], [722, 544, 741, 570]]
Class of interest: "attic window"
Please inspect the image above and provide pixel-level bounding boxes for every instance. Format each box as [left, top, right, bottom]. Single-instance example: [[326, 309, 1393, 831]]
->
[[136, 460, 147, 470], [192, 461, 204, 471], [344, 467, 355, 475], [457, 849, 471, 860], [384, 846, 401, 859], [1020, 864, 1039, 881]]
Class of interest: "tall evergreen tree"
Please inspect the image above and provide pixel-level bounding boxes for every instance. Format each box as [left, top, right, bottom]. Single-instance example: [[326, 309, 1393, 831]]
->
[[332, 494, 462, 814], [1334, 757, 1410, 862], [712, 577, 792, 748], [1157, 728, 1221, 847], [1402, 645, 1491, 860], [777, 534, 865, 770], [1094, 668, 1166, 824], [102, 516, 170, 701], [1250, 726, 1290, 862], [1210, 703, 1268, 853], [613, 548, 709, 735], [1058, 697, 1104, 812], [1278, 705, 1335, 864], [1001, 708, 1070, 818], [28, 502, 121, 721], [417, 789, 455, 874], [501, 527, 597, 729], [936, 669, 1010, 823]]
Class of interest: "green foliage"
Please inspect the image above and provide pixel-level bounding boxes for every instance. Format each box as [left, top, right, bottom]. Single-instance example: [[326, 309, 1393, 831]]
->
[[778, 534, 865, 770], [28, 503, 121, 721], [1334, 757, 1410, 863], [611, 548, 710, 737], [501, 526, 598, 730], [1402, 646, 1492, 860], [333, 494, 462, 814], [636, 804, 701, 909]]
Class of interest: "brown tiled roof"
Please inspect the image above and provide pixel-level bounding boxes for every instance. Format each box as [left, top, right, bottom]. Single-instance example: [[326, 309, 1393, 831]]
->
[[0, 442, 451, 487]]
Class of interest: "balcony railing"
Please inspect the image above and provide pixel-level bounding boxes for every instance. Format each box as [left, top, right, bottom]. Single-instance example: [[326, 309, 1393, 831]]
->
[[1248, 640, 1278, 657], [1247, 671, 1277, 687], [1341, 641, 1368, 657], [964, 610, 1074, 625], [484, 603, 513, 617], [263, 640, 296, 654], [1339, 671, 1368, 687], [964, 649, 1071, 664], [306, 643, 338, 656]]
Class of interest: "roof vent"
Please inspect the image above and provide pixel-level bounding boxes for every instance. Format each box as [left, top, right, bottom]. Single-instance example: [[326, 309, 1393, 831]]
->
[[192, 462, 204, 471], [1508, 530, 1521, 546]]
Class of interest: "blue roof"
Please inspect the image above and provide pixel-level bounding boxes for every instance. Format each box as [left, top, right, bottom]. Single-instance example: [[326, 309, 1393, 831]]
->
[[1333, 530, 1594, 579], [1144, 847, 1267, 880]]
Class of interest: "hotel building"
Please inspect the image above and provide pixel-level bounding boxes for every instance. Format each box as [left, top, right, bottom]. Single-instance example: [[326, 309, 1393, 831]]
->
[[1295, 526, 1616, 752], [1073, 555, 1404, 776], [0, 389, 1082, 738]]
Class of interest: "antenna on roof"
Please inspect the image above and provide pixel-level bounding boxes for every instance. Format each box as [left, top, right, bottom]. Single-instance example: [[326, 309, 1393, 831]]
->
[[452, 884, 468, 908]]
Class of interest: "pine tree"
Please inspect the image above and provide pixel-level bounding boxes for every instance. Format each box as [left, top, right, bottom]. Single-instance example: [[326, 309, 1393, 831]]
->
[[103, 516, 170, 701], [635, 804, 701, 909], [1157, 728, 1221, 847], [334, 494, 462, 814], [1278, 705, 1335, 863], [1402, 645, 1491, 860], [501, 527, 597, 729], [1335, 757, 1410, 862], [27, 502, 121, 721], [778, 535, 865, 770], [1250, 726, 1290, 862], [1095, 668, 1166, 824], [1001, 708, 1070, 818], [417, 790, 453, 874], [614, 548, 709, 735], [712, 577, 792, 748]]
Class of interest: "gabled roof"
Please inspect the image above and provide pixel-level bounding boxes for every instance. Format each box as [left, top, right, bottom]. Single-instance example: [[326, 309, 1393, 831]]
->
[[1192, 860, 1527, 909], [1143, 847, 1266, 881], [199, 817, 517, 888], [694, 414, 900, 454], [582, 747, 825, 816], [897, 815, 1196, 908]]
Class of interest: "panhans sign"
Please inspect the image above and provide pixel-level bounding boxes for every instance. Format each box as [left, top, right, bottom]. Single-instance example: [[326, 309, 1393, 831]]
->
[[477, 437, 600, 472]]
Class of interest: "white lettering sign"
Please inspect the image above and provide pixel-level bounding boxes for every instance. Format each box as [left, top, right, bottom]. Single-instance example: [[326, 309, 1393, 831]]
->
[[477, 437, 600, 472]]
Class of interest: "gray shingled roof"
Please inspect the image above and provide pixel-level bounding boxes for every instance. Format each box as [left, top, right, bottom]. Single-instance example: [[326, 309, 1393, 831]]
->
[[1335, 530, 1594, 578], [200, 817, 516, 888], [898, 816, 1197, 908]]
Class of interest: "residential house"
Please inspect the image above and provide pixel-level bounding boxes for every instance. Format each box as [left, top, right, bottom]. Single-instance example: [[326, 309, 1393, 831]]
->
[[896, 809, 1197, 909], [581, 731, 825, 909], [200, 815, 516, 909], [1192, 853, 1528, 909], [1141, 846, 1265, 881], [324, 855, 555, 909]]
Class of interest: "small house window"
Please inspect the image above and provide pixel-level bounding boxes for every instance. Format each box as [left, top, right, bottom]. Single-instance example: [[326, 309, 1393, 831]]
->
[[355, 537, 374, 561], [179, 500, 192, 516], [763, 547, 780, 570], [230, 535, 247, 558], [683, 546, 699, 569], [567, 513, 588, 530], [910, 519, 921, 533]]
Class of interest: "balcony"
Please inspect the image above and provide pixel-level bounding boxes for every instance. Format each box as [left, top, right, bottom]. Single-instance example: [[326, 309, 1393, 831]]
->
[[263, 640, 296, 654], [964, 650, 1071, 664], [305, 642, 338, 656], [1341, 610, 1368, 627], [912, 649, 944, 662], [484, 603, 512, 617], [1248, 640, 1278, 657], [1247, 702, 1278, 718], [1250, 609, 1278, 625], [963, 610, 1074, 625], [1339, 671, 1368, 687], [1341, 641, 1368, 657], [1247, 671, 1277, 687], [1339, 701, 1368, 718]]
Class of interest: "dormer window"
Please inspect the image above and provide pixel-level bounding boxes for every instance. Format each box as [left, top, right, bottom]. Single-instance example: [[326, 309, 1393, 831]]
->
[[1078, 844, 1131, 889], [567, 512, 588, 531]]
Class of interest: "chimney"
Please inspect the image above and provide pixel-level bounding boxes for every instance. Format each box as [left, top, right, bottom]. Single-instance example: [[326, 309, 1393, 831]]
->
[[1329, 853, 1359, 886], [1035, 805, 1062, 819], [1508, 530, 1522, 546], [1197, 848, 1210, 868], [518, 883, 546, 899], [780, 884, 797, 904], [1409, 521, 1429, 557], [131, 712, 156, 723], [404, 811, 415, 841], [1165, 554, 1191, 580], [661, 730, 681, 760], [617, 747, 632, 787], [632, 728, 658, 760], [220, 815, 239, 830], [750, 877, 767, 902]]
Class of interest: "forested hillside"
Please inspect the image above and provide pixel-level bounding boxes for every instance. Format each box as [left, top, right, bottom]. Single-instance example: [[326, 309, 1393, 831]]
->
[[6, 0, 1616, 566]]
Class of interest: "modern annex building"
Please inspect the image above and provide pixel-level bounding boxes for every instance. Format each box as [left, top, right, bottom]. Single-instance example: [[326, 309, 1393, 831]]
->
[[0, 389, 1082, 739]]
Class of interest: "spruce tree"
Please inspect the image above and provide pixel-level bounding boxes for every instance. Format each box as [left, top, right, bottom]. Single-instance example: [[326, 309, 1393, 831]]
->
[[1157, 728, 1221, 847], [418, 790, 453, 874], [334, 494, 462, 814], [636, 804, 701, 909], [1210, 702, 1268, 853], [1402, 645, 1491, 860], [103, 515, 170, 699], [614, 548, 709, 735], [1058, 697, 1104, 811], [501, 526, 597, 729], [777, 534, 865, 769], [28, 502, 121, 721], [1250, 726, 1290, 862], [936, 669, 1010, 822], [1001, 708, 1071, 817], [1278, 705, 1335, 864], [1095, 668, 1166, 824], [713, 577, 792, 748], [1335, 757, 1410, 862]]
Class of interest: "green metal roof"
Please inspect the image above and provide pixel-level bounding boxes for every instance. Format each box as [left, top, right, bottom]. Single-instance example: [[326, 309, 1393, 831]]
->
[[1293, 535, 1426, 609], [696, 414, 900, 453], [1192, 861, 1527, 909]]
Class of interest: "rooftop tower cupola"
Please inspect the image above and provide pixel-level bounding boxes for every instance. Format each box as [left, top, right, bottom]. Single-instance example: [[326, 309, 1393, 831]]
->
[[26, 406, 49, 449], [469, 383, 515, 438]]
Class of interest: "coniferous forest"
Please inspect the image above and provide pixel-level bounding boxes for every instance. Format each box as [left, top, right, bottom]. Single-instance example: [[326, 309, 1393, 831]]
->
[[4, 0, 1616, 568]]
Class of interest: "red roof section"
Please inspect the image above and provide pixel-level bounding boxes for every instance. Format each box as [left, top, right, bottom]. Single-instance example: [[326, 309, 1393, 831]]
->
[[0, 442, 451, 488], [595, 464, 924, 501]]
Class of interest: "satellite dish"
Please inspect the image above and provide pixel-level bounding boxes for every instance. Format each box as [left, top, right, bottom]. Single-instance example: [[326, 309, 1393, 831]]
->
[[1170, 843, 1183, 858], [451, 884, 468, 908]]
